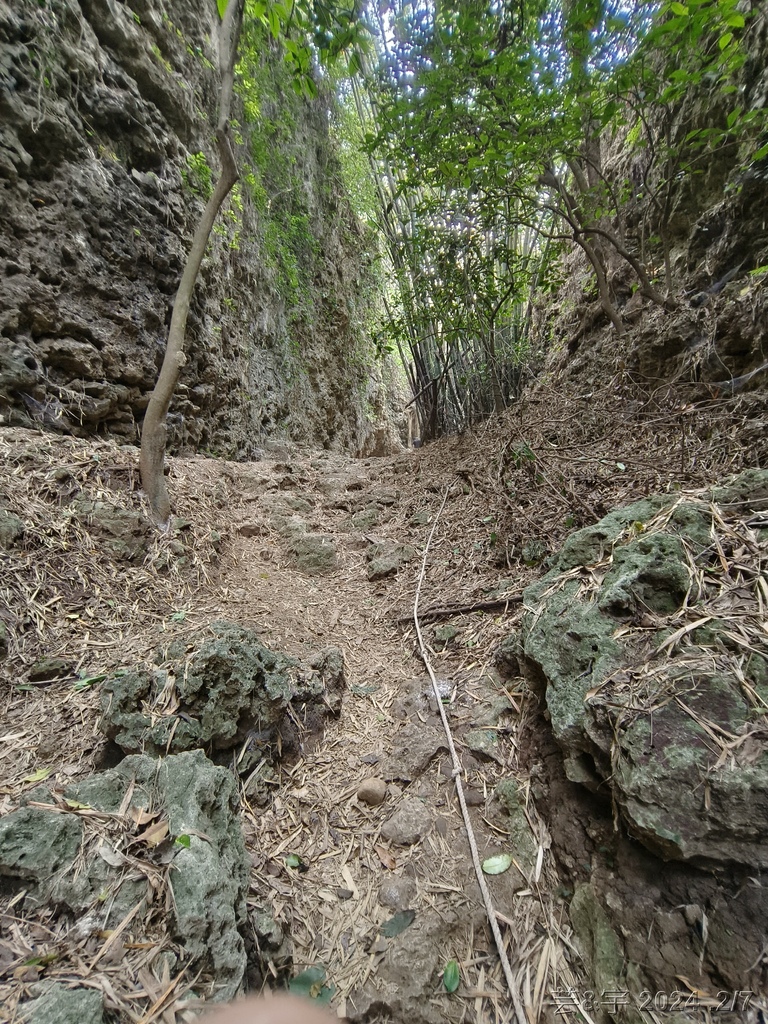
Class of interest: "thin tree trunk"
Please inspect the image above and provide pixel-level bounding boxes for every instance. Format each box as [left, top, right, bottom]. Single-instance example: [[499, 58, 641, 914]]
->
[[140, 0, 244, 525]]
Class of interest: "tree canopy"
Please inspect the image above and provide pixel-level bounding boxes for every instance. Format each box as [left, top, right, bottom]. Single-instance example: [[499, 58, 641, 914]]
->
[[340, 0, 764, 435]]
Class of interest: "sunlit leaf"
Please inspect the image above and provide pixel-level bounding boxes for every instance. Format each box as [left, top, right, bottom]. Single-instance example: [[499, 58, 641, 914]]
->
[[482, 853, 514, 875], [443, 959, 461, 993]]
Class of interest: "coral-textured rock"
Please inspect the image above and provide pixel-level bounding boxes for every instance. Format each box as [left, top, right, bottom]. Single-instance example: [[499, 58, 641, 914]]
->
[[101, 621, 344, 764], [0, 0, 398, 456], [20, 983, 105, 1024], [521, 470, 768, 867], [0, 807, 83, 887], [366, 541, 416, 581], [3, 752, 249, 1002], [381, 797, 433, 846]]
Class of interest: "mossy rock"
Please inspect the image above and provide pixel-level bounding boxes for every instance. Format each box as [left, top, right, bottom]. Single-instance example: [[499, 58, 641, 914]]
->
[[101, 622, 344, 760], [520, 469, 768, 867]]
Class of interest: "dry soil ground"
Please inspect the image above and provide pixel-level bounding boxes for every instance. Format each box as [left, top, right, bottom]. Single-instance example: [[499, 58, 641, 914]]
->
[[1, 374, 767, 1023]]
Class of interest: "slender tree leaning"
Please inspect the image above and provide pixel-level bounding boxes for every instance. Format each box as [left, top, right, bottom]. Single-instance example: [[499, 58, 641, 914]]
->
[[140, 0, 244, 526]]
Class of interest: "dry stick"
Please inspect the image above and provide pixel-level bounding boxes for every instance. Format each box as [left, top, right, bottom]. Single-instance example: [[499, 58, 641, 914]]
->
[[413, 488, 527, 1024], [396, 594, 523, 625]]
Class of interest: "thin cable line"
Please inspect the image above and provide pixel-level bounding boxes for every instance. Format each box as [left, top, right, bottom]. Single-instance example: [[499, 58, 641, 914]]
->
[[413, 487, 527, 1024]]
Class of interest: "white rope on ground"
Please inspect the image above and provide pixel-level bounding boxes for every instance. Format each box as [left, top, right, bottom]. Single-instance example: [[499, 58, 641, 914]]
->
[[413, 486, 528, 1024]]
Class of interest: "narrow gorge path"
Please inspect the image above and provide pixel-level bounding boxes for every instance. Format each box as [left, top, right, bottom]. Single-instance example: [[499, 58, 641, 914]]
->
[[0, 425, 581, 1024], [187, 444, 578, 1024], [3, 374, 766, 1024]]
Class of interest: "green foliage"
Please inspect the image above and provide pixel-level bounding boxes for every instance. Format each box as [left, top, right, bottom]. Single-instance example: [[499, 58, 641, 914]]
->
[[235, 21, 322, 313], [182, 151, 214, 199], [331, 91, 380, 227], [344, 0, 766, 433], [263, 212, 320, 317], [240, 0, 369, 98]]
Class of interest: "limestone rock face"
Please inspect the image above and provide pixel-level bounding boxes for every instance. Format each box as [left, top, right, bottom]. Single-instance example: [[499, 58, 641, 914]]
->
[[101, 621, 345, 764], [521, 470, 768, 867], [0, 0, 397, 456], [2, 751, 249, 1003], [20, 982, 105, 1024]]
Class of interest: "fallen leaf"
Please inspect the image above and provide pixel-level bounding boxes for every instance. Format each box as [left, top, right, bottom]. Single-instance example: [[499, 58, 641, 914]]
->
[[97, 844, 126, 868], [130, 806, 158, 827], [443, 959, 460, 993], [135, 819, 169, 847], [289, 966, 334, 1005], [380, 909, 416, 937], [374, 844, 397, 870], [482, 853, 513, 875]]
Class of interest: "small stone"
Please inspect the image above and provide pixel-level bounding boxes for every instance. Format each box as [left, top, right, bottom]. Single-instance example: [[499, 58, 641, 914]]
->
[[336, 887, 354, 900], [434, 625, 458, 649], [380, 797, 433, 846], [0, 510, 24, 549], [683, 904, 702, 928], [357, 777, 387, 806], [28, 657, 73, 682], [464, 788, 484, 807], [378, 875, 415, 910], [286, 533, 337, 575], [366, 542, 416, 581], [238, 523, 265, 537], [464, 729, 501, 762]]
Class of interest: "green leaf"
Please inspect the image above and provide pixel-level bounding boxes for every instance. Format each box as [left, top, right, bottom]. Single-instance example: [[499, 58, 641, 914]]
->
[[72, 673, 105, 691], [443, 959, 461, 993], [268, 7, 281, 38], [348, 50, 362, 76], [24, 767, 53, 784], [380, 909, 416, 937], [175, 834, 191, 848], [482, 853, 514, 875], [289, 967, 334, 1005], [669, 2, 688, 14], [216, 0, 229, 18], [718, 31, 733, 49]]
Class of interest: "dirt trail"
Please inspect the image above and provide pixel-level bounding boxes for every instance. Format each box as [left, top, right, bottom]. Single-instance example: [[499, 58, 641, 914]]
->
[[2, 375, 766, 1022], [188, 446, 575, 1024], [0, 426, 577, 1024]]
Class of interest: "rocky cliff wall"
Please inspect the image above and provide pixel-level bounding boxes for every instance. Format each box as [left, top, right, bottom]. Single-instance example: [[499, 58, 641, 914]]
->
[[0, 0, 399, 456]]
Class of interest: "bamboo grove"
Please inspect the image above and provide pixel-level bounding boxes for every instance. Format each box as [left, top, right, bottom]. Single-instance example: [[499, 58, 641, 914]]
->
[[338, 0, 765, 438]]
